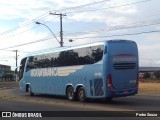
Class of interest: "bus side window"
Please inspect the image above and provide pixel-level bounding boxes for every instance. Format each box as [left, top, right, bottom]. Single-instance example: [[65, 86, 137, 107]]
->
[[90, 45, 104, 63], [26, 56, 36, 72], [19, 57, 27, 79]]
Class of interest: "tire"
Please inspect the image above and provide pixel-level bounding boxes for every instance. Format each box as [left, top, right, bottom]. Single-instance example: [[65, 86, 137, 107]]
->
[[78, 87, 86, 102], [66, 86, 75, 101], [27, 85, 34, 96], [105, 97, 113, 101]]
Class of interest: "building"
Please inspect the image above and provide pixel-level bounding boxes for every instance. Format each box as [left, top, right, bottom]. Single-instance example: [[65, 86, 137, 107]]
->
[[0, 64, 11, 72], [139, 67, 160, 79], [0, 64, 13, 81], [139, 67, 160, 72]]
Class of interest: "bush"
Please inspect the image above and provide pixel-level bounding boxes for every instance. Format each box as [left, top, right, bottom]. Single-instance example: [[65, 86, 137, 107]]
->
[[143, 72, 150, 79], [154, 72, 160, 79]]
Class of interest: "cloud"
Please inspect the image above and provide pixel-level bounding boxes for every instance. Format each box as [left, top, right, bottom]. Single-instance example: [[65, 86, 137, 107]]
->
[[0, 0, 160, 69], [0, 0, 53, 20], [0, 26, 49, 51], [67, 0, 138, 27], [144, 33, 160, 42], [137, 32, 160, 67], [107, 0, 138, 14], [104, 16, 129, 26], [68, 12, 131, 27], [113, 5, 137, 14], [0, 0, 98, 20], [0, 27, 8, 33], [68, 12, 104, 22], [0, 0, 138, 24]]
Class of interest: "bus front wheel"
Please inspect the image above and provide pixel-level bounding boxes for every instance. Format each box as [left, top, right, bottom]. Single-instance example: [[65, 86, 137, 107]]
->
[[78, 87, 86, 102], [26, 85, 34, 96], [66, 86, 75, 101]]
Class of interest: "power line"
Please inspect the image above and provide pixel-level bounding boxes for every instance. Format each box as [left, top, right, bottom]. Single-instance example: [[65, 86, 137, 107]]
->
[[0, 0, 153, 40], [1, 18, 160, 50], [2, 15, 159, 40], [64, 18, 160, 36], [49, 13, 67, 47], [26, 46, 71, 56], [69, 29, 160, 40], [68, 0, 151, 14], [0, 13, 50, 37], [0, 49, 31, 53], [0, 16, 59, 40], [0, 49, 15, 52], [54, 0, 112, 12], [0, 0, 156, 51], [0, 0, 112, 38], [1, 29, 160, 51], [140, 58, 160, 61], [0, 36, 53, 50], [1, 0, 126, 40]]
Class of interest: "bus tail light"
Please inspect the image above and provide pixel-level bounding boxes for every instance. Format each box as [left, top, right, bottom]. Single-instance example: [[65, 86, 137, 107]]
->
[[107, 74, 114, 89]]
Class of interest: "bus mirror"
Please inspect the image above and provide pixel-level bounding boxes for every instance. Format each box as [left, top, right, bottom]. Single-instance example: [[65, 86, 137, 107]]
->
[[15, 66, 20, 74], [15, 68, 18, 74]]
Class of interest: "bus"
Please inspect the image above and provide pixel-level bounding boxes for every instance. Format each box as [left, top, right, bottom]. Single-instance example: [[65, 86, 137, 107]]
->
[[19, 40, 139, 102]]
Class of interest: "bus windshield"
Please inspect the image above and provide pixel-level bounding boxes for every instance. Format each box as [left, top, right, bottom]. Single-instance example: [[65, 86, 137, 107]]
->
[[19, 57, 27, 80]]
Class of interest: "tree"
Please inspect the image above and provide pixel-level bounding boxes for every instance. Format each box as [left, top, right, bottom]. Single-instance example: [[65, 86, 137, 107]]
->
[[143, 72, 150, 79], [154, 71, 160, 79], [58, 50, 78, 66], [2, 73, 14, 81], [91, 48, 103, 63]]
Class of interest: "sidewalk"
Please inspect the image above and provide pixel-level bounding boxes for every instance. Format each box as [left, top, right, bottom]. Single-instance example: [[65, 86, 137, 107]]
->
[[0, 81, 19, 89]]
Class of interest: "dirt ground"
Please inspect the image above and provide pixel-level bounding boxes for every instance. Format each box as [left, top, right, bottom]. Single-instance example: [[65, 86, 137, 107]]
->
[[139, 79, 160, 94]]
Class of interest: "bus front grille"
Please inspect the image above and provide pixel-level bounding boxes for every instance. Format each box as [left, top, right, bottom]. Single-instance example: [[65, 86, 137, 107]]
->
[[113, 63, 136, 69]]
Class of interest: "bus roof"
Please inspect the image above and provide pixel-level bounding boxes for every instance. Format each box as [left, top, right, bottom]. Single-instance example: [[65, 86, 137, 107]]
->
[[26, 39, 135, 57]]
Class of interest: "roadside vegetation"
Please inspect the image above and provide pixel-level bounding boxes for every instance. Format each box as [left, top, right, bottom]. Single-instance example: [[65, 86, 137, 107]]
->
[[139, 80, 160, 94]]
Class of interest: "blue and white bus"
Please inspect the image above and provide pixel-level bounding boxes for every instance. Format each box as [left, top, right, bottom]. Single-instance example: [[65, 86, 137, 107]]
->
[[19, 40, 139, 102]]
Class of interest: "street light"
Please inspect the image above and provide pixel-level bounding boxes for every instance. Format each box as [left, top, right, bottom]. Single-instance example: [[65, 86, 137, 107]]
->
[[35, 22, 62, 47], [69, 39, 73, 42]]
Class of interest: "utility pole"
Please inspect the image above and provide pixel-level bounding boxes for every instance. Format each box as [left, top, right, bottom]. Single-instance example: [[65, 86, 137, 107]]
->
[[13, 50, 18, 71], [49, 13, 66, 47], [16, 50, 18, 69], [13, 50, 18, 82]]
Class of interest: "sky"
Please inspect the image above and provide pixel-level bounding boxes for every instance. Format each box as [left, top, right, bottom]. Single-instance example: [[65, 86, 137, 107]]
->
[[0, 0, 160, 70]]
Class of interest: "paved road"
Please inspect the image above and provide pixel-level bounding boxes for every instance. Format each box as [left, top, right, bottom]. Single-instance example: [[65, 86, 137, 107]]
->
[[0, 88, 159, 120], [2, 88, 160, 111]]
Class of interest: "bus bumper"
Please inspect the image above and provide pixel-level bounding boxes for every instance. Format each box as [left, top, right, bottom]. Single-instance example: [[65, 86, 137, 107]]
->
[[107, 87, 138, 98], [19, 81, 26, 92]]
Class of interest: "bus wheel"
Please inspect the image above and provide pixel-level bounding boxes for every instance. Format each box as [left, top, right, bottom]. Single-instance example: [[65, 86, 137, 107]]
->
[[105, 97, 113, 101], [78, 87, 86, 102], [66, 86, 75, 101], [27, 85, 34, 96]]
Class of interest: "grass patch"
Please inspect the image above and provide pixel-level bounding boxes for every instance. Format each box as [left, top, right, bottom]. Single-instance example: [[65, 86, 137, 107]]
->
[[139, 79, 160, 94]]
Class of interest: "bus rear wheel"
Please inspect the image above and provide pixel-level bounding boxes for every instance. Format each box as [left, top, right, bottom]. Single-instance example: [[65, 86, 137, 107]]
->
[[66, 86, 75, 101], [105, 97, 113, 102], [78, 87, 86, 102]]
